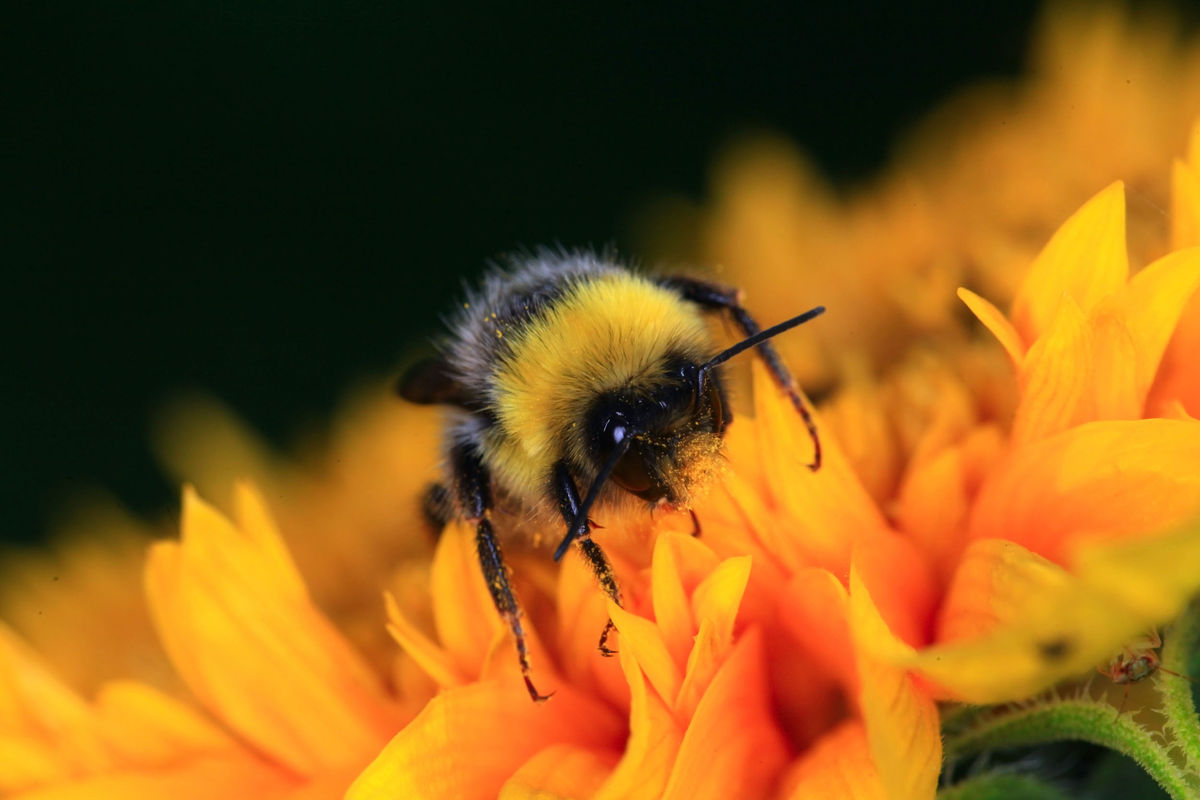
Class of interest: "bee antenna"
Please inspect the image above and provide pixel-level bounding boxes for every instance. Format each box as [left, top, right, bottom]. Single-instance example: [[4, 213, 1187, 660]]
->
[[699, 306, 825, 380], [553, 436, 632, 562]]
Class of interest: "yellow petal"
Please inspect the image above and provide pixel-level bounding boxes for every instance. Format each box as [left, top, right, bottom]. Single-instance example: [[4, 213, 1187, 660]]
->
[[1116, 247, 1200, 403], [916, 540, 1124, 702], [1087, 309, 1140, 421], [499, 745, 619, 800], [1010, 299, 1142, 441], [957, 288, 1025, 364], [848, 569, 941, 800], [347, 681, 622, 800], [145, 486, 395, 776], [607, 602, 681, 705], [778, 721, 886, 800], [0, 735, 66, 793], [593, 646, 683, 800], [661, 629, 788, 800], [969, 419, 1200, 564], [91, 681, 234, 766], [675, 555, 751, 718], [0, 625, 112, 780], [384, 592, 466, 691], [651, 534, 700, 668], [1012, 181, 1128, 340], [1071, 516, 1200, 621], [430, 521, 507, 676], [1011, 297, 1092, 443]]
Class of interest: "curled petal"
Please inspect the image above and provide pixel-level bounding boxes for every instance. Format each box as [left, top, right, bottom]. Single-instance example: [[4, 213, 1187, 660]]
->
[[957, 288, 1025, 364]]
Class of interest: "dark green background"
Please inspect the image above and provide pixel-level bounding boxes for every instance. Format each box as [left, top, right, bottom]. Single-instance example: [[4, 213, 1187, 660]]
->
[[6, 2, 1041, 544]]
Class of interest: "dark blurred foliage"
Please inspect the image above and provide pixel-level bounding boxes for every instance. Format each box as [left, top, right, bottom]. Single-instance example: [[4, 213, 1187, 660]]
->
[[4, 1, 1039, 543]]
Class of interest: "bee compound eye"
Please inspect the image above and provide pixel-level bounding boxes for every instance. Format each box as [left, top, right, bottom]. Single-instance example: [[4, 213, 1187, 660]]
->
[[611, 446, 656, 496]]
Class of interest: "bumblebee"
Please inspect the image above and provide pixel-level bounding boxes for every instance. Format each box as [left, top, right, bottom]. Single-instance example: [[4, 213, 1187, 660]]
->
[[400, 249, 823, 700]]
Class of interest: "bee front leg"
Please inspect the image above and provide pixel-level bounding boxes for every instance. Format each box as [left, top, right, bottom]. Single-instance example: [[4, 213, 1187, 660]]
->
[[551, 461, 623, 657], [451, 442, 552, 702]]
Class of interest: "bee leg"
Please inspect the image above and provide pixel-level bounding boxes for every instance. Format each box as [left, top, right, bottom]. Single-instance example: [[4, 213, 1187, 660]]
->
[[660, 275, 821, 470], [552, 461, 623, 657], [452, 442, 552, 702]]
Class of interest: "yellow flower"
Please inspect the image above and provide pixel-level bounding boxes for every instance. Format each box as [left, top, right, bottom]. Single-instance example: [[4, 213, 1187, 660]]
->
[[6, 6, 1200, 800]]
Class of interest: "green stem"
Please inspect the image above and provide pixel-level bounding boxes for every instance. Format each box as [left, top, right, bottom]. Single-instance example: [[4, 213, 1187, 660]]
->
[[1161, 600, 1200, 778], [943, 696, 1196, 800], [937, 773, 1070, 800]]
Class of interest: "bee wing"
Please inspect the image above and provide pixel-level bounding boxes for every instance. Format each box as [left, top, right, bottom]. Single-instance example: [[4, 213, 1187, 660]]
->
[[397, 356, 468, 406]]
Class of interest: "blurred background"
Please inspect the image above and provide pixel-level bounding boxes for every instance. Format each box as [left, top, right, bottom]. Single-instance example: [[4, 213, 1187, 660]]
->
[[4, 2, 1043, 544]]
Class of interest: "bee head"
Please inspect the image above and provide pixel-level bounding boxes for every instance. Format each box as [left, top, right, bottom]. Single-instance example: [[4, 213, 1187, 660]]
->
[[585, 358, 727, 505]]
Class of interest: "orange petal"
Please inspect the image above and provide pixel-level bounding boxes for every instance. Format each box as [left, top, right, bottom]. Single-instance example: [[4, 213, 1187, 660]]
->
[[848, 569, 941, 800], [957, 288, 1025, 364], [661, 629, 789, 800], [554, 552, 628, 709], [1012, 181, 1128, 340], [852, 531, 935, 649], [778, 721, 885, 800], [145, 485, 395, 776], [347, 681, 623, 800], [969, 419, 1200, 563], [778, 568, 855, 696], [593, 647, 682, 800], [6, 755, 296, 800], [499, 745, 619, 800], [893, 431, 992, 585], [716, 361, 888, 575]]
